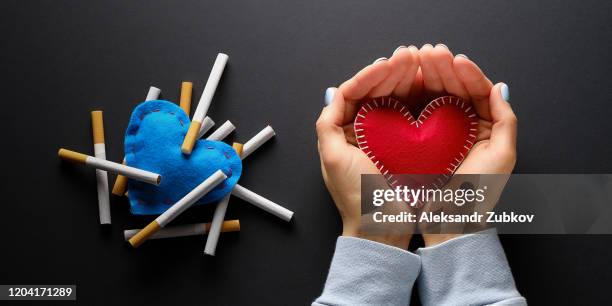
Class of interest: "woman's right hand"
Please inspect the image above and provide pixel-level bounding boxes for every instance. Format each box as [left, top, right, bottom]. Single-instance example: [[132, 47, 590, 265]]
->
[[316, 46, 421, 249]]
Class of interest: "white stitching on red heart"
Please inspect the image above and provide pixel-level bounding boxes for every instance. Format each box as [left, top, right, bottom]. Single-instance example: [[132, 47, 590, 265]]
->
[[353, 95, 478, 187]]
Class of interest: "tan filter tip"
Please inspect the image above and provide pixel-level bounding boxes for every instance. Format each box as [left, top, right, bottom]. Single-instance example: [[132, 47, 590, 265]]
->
[[111, 174, 128, 196], [205, 219, 241, 233], [128, 221, 161, 248], [232, 143, 244, 156], [179, 82, 193, 115], [222, 219, 240, 232], [111, 160, 129, 195], [91, 111, 105, 144], [58, 148, 88, 164], [181, 121, 202, 155]]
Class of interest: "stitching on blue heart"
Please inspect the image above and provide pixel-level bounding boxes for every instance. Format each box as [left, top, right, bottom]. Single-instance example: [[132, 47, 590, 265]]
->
[[125, 100, 242, 215]]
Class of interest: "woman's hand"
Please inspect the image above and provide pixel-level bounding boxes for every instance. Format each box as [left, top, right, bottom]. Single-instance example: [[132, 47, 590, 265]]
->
[[316, 46, 420, 249], [415, 44, 517, 246], [316, 44, 517, 248]]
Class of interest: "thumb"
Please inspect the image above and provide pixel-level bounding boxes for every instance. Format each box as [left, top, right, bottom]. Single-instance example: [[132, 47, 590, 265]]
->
[[316, 87, 348, 166], [488, 83, 517, 152]]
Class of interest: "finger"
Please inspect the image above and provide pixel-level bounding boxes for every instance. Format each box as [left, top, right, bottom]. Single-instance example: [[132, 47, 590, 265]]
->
[[408, 67, 425, 100], [453, 55, 494, 120], [476, 119, 492, 141], [419, 44, 445, 97], [338, 60, 391, 124], [488, 83, 517, 151], [391, 45, 420, 98], [431, 44, 469, 99], [343, 124, 357, 146], [340, 60, 392, 101], [368, 56, 402, 97], [316, 88, 348, 159]]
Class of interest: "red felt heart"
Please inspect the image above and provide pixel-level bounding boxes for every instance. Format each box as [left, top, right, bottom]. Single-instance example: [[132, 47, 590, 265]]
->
[[354, 96, 478, 186]]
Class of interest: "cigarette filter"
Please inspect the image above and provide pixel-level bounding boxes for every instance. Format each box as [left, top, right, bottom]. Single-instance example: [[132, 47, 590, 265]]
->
[[204, 143, 243, 256], [128, 170, 227, 247], [112, 86, 161, 195], [232, 184, 294, 222], [181, 121, 201, 154], [91, 111, 111, 224], [182, 53, 229, 154], [179, 81, 193, 115], [111, 159, 128, 196], [206, 120, 235, 141], [241, 125, 275, 159], [123, 219, 240, 240], [197, 116, 215, 139], [58, 148, 161, 185]]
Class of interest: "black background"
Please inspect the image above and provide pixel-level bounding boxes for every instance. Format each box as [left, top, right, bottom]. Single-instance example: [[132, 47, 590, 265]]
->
[[1, 1, 611, 305]]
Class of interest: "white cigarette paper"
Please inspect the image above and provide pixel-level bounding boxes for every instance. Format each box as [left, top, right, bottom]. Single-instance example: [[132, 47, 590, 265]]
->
[[181, 54, 228, 155], [241, 126, 275, 159], [145, 86, 161, 101], [204, 195, 230, 256], [123, 221, 239, 240], [87, 157, 160, 185], [197, 116, 215, 139], [94, 144, 110, 224], [206, 120, 235, 141], [204, 131, 276, 255], [124, 223, 207, 240], [193, 53, 229, 123], [156, 170, 227, 227], [91, 111, 110, 225], [232, 184, 293, 222], [127, 170, 227, 248], [57, 147, 160, 185]]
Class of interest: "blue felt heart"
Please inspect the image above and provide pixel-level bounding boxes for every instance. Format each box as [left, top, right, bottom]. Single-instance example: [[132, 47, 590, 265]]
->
[[124, 100, 242, 215]]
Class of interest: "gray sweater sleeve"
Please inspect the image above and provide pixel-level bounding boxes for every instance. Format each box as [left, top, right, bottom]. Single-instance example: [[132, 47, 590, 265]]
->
[[313, 236, 421, 306], [416, 229, 527, 306]]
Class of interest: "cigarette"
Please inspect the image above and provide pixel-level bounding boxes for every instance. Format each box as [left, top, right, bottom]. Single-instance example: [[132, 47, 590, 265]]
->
[[123, 220, 240, 241], [241, 125, 275, 159], [91, 111, 111, 225], [232, 184, 293, 222], [204, 143, 243, 256], [197, 116, 215, 139], [182, 53, 229, 154], [145, 86, 161, 101], [206, 120, 235, 141], [58, 148, 161, 185], [128, 170, 227, 247], [111, 159, 128, 196], [203, 195, 230, 255], [112, 86, 161, 195], [179, 81, 193, 115]]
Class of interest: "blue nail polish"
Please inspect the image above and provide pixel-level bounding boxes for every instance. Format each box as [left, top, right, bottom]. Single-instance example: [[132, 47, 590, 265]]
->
[[324, 87, 336, 106], [501, 83, 510, 102]]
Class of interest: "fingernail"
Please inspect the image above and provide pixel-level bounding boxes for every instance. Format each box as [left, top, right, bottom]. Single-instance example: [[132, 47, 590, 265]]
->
[[373, 57, 388, 64], [393, 45, 407, 55], [500, 83, 510, 102], [324, 87, 337, 106], [436, 43, 448, 49], [456, 54, 468, 59], [421, 43, 433, 49]]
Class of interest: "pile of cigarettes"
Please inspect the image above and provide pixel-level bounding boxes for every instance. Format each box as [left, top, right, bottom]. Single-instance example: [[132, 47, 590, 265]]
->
[[58, 53, 294, 255]]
